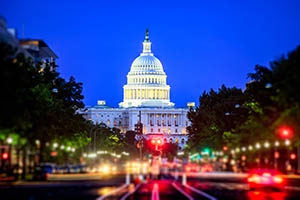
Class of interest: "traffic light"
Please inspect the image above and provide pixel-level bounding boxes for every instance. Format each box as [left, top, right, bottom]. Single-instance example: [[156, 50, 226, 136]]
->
[[151, 138, 162, 146], [150, 138, 163, 151], [278, 126, 293, 139], [290, 153, 296, 160], [1, 152, 8, 160], [134, 122, 143, 135]]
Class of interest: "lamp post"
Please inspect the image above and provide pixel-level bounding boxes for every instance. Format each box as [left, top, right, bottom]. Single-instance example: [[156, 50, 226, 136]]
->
[[7, 137, 13, 172], [285, 139, 291, 173], [274, 141, 280, 170]]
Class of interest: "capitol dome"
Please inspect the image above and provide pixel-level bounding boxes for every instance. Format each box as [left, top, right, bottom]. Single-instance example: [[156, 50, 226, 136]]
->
[[119, 30, 174, 108], [129, 55, 165, 76]]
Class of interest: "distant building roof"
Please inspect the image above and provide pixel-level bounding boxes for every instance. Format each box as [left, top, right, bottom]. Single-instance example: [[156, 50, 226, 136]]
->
[[0, 16, 32, 58], [19, 39, 58, 59]]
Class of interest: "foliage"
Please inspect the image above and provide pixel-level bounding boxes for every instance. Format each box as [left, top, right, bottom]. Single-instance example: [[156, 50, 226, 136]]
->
[[187, 85, 247, 151], [0, 41, 88, 164], [187, 45, 300, 155]]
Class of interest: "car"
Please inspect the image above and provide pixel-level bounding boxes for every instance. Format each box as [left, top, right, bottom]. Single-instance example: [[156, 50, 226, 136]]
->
[[247, 168, 285, 190], [200, 163, 213, 172], [33, 165, 49, 181], [184, 163, 200, 172]]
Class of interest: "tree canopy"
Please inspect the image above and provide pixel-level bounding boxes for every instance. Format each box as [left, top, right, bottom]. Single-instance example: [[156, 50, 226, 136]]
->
[[187, 45, 300, 153]]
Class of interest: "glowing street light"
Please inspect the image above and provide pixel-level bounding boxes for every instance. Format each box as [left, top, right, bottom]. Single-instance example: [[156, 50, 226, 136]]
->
[[264, 142, 270, 148], [255, 143, 261, 149]]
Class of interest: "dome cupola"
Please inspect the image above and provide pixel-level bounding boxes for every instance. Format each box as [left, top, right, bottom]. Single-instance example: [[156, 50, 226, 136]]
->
[[119, 30, 174, 108]]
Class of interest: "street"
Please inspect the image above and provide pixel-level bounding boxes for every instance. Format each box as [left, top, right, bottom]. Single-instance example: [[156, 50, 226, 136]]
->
[[1, 172, 300, 200]]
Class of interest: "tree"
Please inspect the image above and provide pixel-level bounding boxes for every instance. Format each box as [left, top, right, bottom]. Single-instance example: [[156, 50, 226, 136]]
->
[[0, 41, 89, 170], [123, 130, 140, 158], [187, 85, 247, 152], [246, 45, 300, 146]]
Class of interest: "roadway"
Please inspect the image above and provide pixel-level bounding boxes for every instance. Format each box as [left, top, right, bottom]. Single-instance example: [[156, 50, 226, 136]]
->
[[1, 172, 300, 200]]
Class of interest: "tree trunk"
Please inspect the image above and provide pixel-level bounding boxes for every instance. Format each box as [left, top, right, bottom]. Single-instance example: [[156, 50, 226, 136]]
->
[[21, 146, 27, 180]]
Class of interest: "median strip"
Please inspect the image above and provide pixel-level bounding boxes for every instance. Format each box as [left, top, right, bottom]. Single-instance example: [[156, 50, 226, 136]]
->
[[151, 183, 160, 200]]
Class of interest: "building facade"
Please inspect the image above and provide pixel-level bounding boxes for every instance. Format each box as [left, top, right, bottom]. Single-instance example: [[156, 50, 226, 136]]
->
[[86, 30, 192, 150]]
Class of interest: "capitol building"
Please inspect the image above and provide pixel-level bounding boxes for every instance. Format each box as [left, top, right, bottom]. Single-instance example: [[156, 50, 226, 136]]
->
[[85, 30, 192, 150]]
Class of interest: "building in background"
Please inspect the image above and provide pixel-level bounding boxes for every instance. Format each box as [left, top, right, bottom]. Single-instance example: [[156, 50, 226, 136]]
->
[[85, 30, 193, 150], [19, 39, 58, 71], [0, 16, 58, 70]]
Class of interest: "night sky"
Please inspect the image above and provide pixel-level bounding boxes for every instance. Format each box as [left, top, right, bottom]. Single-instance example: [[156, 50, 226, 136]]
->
[[2, 0, 300, 107]]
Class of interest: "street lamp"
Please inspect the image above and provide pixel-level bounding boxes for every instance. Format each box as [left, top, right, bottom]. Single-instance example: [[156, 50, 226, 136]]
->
[[7, 137, 13, 172], [274, 141, 280, 170], [285, 139, 291, 173]]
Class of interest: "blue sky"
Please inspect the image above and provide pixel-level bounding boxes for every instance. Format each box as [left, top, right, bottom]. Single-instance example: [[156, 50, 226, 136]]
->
[[2, 0, 300, 107]]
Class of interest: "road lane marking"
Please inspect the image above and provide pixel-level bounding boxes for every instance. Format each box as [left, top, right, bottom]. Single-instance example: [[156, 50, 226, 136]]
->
[[121, 183, 142, 200], [96, 184, 128, 200], [151, 183, 160, 200], [184, 183, 217, 200], [172, 182, 193, 200]]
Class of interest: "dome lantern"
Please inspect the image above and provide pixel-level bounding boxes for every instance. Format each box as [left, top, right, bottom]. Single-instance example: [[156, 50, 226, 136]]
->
[[142, 29, 152, 55]]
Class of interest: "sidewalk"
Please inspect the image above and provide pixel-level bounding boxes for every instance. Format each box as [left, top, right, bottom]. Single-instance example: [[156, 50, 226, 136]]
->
[[0, 173, 15, 182]]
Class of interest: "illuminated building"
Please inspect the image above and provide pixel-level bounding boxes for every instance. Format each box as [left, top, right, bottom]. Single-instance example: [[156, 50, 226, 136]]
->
[[86, 30, 193, 150]]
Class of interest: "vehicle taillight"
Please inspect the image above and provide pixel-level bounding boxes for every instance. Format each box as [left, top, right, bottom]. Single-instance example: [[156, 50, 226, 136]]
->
[[273, 176, 283, 184], [248, 174, 260, 183], [262, 172, 271, 177]]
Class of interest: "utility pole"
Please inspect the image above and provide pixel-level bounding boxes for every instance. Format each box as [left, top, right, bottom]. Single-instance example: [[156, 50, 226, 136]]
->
[[135, 111, 143, 161]]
